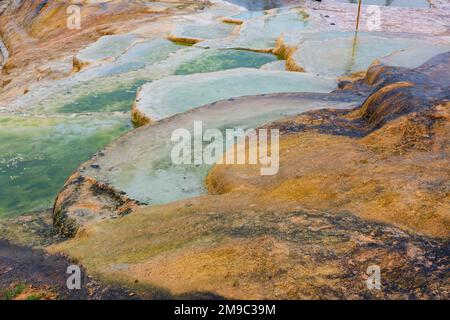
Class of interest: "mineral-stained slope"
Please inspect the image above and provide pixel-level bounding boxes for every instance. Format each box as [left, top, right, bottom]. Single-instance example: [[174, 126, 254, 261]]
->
[[53, 91, 361, 237], [53, 52, 450, 238], [52, 195, 449, 299], [51, 53, 449, 299], [209, 52, 450, 238]]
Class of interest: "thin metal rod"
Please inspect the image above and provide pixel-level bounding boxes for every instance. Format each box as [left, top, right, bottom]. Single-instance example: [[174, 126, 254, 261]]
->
[[356, 0, 362, 30]]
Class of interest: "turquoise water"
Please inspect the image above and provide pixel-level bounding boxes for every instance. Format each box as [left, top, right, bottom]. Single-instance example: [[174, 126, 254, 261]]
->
[[228, 11, 266, 21], [227, 9, 310, 50], [225, 0, 291, 10], [175, 49, 278, 75], [292, 32, 431, 76], [76, 34, 138, 64], [57, 49, 278, 113], [0, 115, 130, 217], [1, 46, 281, 217], [58, 79, 147, 113], [171, 23, 235, 40]]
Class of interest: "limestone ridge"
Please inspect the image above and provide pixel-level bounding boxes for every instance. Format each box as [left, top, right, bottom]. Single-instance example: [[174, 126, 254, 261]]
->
[[338, 52, 450, 134], [53, 171, 143, 238]]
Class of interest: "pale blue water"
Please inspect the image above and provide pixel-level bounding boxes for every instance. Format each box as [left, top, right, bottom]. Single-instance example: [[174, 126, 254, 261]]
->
[[334, 0, 431, 8], [228, 0, 432, 9], [225, 0, 291, 10]]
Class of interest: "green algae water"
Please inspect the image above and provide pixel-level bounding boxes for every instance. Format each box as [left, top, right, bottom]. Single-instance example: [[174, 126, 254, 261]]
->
[[0, 115, 130, 217], [0, 47, 280, 217], [175, 49, 278, 75], [44, 47, 278, 114], [60, 49, 277, 113], [59, 79, 148, 113]]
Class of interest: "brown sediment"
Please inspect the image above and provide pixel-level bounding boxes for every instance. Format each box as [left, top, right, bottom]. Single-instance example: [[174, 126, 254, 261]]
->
[[131, 100, 152, 127], [46, 51, 450, 301], [52, 191, 450, 299], [53, 172, 142, 238], [52, 52, 450, 240], [0, 19, 37, 56], [0, 209, 56, 248], [272, 35, 305, 72], [0, 22, 8, 68], [337, 71, 367, 88], [350, 81, 415, 123], [5, 284, 58, 300], [234, 47, 274, 54], [364, 60, 392, 85], [166, 34, 202, 45], [2, 0, 448, 300], [221, 17, 243, 25], [71, 56, 90, 74]]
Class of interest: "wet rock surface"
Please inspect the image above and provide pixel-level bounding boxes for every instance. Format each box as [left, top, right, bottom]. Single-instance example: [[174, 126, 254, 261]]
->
[[277, 52, 450, 136]]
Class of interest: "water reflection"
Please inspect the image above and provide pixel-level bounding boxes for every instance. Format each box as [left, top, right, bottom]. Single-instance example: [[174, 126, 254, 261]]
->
[[345, 31, 360, 75], [226, 0, 431, 10], [334, 0, 431, 8], [225, 0, 293, 10]]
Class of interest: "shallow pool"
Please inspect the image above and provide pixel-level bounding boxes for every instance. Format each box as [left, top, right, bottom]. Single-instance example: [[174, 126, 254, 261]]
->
[[0, 115, 130, 217], [225, 0, 292, 10], [333, 0, 431, 8], [175, 49, 278, 75]]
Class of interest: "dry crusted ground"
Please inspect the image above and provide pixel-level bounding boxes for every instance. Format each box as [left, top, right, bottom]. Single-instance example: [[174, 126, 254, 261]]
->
[[0, 238, 143, 300]]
